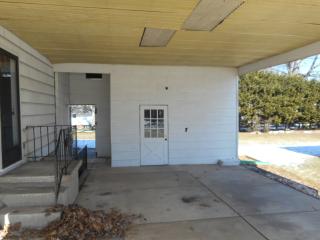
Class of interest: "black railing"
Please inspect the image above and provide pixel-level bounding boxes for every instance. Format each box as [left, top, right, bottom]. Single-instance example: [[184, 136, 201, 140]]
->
[[27, 125, 80, 202], [26, 125, 88, 203], [54, 126, 76, 202], [26, 125, 77, 161], [77, 145, 88, 177]]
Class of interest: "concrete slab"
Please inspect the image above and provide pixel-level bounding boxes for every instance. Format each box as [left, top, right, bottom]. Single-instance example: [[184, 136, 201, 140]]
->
[[90, 165, 177, 174], [0, 160, 80, 183], [0, 160, 81, 208], [77, 185, 237, 224], [81, 171, 200, 192], [207, 182, 320, 215], [126, 217, 265, 240], [245, 211, 320, 240], [0, 182, 55, 194], [77, 164, 320, 239], [172, 165, 242, 178], [195, 166, 276, 186], [0, 161, 54, 177]]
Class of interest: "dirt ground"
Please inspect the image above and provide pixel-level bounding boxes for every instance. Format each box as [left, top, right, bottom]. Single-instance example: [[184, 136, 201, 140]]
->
[[77, 131, 96, 140], [239, 130, 320, 194]]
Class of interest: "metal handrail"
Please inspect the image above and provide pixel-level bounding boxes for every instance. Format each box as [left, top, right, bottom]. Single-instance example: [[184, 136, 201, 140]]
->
[[26, 125, 77, 161], [77, 145, 88, 177], [27, 125, 79, 203], [54, 126, 76, 202]]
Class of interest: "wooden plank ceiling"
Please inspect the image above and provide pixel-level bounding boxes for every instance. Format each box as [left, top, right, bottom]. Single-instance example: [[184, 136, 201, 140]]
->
[[0, 0, 319, 67]]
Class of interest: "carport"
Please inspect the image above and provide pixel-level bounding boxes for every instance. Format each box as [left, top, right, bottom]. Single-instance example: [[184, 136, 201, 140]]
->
[[1, 0, 320, 169], [0, 0, 320, 238]]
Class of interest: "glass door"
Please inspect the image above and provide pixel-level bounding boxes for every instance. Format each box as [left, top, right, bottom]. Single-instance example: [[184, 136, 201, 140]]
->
[[0, 49, 21, 168]]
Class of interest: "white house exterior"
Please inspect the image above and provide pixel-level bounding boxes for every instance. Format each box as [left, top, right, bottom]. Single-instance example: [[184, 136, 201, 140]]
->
[[0, 25, 239, 169], [0, 26, 55, 173], [1, 0, 320, 173], [109, 65, 239, 167], [56, 65, 238, 167]]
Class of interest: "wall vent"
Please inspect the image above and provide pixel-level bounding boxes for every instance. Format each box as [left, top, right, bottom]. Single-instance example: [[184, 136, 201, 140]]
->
[[86, 73, 102, 80]]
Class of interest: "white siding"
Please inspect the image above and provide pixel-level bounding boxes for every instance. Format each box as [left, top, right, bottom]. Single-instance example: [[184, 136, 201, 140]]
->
[[55, 73, 70, 125], [110, 65, 239, 167], [0, 26, 54, 166], [69, 73, 111, 158]]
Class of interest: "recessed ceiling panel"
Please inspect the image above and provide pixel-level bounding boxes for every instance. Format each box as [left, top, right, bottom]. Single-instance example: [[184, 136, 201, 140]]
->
[[183, 0, 245, 31], [140, 28, 176, 47]]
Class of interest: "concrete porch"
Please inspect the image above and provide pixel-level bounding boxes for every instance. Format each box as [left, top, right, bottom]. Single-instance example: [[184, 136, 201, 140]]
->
[[77, 164, 320, 240], [0, 160, 83, 228]]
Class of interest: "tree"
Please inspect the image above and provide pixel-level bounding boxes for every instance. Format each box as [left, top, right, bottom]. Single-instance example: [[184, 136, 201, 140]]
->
[[270, 55, 320, 79], [70, 105, 94, 116], [239, 71, 320, 131]]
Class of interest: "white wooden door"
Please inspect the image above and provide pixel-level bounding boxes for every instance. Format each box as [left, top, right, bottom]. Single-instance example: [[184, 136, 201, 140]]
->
[[140, 105, 168, 166]]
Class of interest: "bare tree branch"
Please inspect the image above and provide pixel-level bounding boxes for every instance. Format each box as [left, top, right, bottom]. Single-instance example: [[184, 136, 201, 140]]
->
[[284, 55, 320, 78], [305, 55, 319, 77]]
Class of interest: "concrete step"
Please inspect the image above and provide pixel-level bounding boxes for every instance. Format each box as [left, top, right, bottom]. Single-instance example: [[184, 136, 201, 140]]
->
[[0, 182, 65, 207], [0, 175, 54, 184], [0, 206, 62, 229]]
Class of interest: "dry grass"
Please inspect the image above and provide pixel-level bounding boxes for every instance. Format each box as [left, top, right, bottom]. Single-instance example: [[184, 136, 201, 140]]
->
[[258, 162, 320, 193], [239, 130, 320, 145], [240, 130, 320, 193]]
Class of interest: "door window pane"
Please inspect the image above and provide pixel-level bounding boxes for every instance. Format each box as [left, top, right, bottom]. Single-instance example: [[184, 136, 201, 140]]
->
[[144, 119, 150, 128], [158, 119, 164, 128], [158, 129, 164, 138], [158, 109, 164, 118], [0, 50, 21, 167], [151, 129, 157, 138], [151, 109, 157, 118], [144, 129, 151, 138], [144, 109, 150, 118], [151, 119, 157, 129], [10, 59, 19, 145]]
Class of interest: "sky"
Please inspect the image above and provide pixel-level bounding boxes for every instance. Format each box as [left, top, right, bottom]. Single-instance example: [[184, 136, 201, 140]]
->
[[270, 54, 320, 79]]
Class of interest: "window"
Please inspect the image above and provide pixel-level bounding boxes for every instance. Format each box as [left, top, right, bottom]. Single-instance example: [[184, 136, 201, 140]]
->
[[144, 108, 165, 138]]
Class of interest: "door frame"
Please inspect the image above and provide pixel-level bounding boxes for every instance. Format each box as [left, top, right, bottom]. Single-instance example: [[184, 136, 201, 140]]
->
[[139, 104, 169, 166], [0, 48, 22, 169]]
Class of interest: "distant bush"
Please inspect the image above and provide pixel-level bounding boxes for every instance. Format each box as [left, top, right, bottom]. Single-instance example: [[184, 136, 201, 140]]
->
[[239, 71, 320, 131]]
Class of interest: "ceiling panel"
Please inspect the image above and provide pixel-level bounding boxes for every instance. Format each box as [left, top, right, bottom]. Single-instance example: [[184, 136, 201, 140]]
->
[[183, 0, 245, 31], [140, 28, 176, 47], [0, 0, 319, 67]]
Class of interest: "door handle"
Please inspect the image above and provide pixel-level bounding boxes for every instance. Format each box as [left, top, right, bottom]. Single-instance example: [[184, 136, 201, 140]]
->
[[164, 138, 168, 141]]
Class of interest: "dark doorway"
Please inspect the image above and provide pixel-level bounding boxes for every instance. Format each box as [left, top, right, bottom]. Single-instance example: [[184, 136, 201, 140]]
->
[[0, 49, 22, 168]]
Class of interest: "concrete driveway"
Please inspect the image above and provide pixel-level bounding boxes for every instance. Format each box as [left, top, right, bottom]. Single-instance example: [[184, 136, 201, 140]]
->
[[77, 164, 320, 240]]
